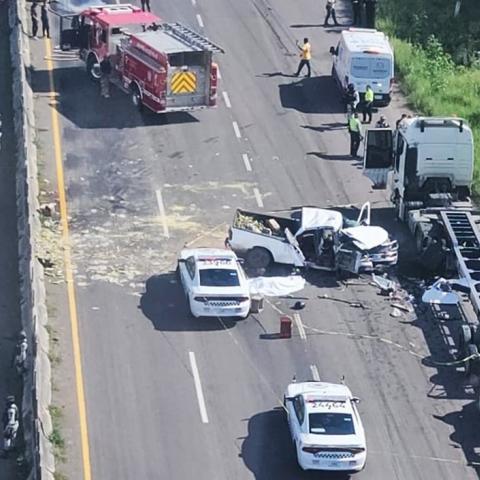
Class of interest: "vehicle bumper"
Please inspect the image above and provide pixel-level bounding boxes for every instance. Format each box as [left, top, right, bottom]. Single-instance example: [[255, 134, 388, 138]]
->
[[190, 301, 251, 319], [298, 452, 366, 472]]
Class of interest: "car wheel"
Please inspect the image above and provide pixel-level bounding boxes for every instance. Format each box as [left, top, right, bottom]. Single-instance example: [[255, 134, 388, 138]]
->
[[246, 247, 272, 269]]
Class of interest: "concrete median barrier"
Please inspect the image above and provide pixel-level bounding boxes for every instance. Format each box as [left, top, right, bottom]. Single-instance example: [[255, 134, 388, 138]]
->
[[9, 1, 55, 478]]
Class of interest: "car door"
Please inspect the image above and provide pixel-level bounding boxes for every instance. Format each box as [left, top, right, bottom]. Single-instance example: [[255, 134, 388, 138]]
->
[[285, 228, 306, 266], [363, 129, 393, 189], [288, 395, 305, 444], [180, 256, 196, 298]]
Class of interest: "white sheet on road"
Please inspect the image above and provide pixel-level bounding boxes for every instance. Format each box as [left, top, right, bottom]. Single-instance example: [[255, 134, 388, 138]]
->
[[421, 278, 460, 305], [249, 276, 305, 297]]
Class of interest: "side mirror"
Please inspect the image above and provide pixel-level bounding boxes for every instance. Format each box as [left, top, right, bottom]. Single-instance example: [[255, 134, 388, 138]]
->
[[352, 397, 361, 404], [329, 46, 336, 55], [284, 396, 294, 402], [237, 258, 245, 265], [178, 258, 186, 263]]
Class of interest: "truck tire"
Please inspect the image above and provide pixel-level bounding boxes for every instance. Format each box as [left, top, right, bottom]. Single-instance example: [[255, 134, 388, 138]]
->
[[86, 54, 100, 82], [415, 227, 426, 253], [130, 84, 143, 111], [246, 247, 272, 269]]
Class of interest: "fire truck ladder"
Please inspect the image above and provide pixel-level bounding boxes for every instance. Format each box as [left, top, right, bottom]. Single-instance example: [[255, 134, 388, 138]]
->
[[163, 23, 225, 53], [440, 210, 480, 315]]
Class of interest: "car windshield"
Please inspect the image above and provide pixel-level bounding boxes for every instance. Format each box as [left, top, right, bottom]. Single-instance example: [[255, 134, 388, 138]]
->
[[309, 413, 355, 435], [351, 56, 391, 79], [199, 269, 240, 287]]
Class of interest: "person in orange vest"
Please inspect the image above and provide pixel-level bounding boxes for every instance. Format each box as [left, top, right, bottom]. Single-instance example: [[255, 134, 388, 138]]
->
[[294, 38, 312, 77]]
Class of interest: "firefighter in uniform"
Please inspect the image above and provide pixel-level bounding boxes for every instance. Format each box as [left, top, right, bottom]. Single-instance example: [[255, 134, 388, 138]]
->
[[348, 113, 363, 158]]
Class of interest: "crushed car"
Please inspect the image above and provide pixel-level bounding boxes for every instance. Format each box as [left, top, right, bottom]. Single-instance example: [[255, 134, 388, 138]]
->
[[225, 202, 398, 274]]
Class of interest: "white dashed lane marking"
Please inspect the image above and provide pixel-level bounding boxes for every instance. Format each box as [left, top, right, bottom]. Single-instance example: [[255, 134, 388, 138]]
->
[[293, 312, 307, 340], [222, 91, 232, 108], [242, 153, 252, 172], [155, 188, 170, 238], [253, 188, 264, 208], [189, 352, 209, 424], [310, 364, 320, 381], [196, 14, 204, 28], [232, 121, 241, 139]]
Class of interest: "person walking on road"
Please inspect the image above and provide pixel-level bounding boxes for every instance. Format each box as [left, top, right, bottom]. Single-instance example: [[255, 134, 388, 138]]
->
[[41, 2, 50, 38], [348, 113, 363, 158], [31, 2, 39, 39], [294, 38, 311, 77], [100, 58, 112, 98], [351, 0, 361, 26], [141, 0, 151, 12], [362, 85, 374, 123], [324, 0, 339, 26]]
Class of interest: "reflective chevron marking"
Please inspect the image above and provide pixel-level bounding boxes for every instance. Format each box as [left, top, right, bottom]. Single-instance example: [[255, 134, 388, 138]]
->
[[171, 71, 197, 94]]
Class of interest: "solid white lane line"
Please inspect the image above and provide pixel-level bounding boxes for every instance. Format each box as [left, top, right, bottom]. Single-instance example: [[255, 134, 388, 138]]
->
[[293, 312, 306, 340], [196, 14, 204, 28], [253, 188, 264, 208], [155, 188, 170, 238], [242, 153, 252, 172], [310, 364, 320, 381], [232, 121, 241, 139], [222, 91, 232, 108], [191, 0, 197, 5], [189, 352, 209, 424]]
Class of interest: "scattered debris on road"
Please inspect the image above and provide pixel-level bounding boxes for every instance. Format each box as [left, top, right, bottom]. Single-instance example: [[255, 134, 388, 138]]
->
[[318, 293, 368, 309]]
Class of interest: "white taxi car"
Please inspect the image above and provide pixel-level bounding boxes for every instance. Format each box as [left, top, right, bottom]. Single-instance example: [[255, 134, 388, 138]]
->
[[177, 248, 251, 318], [284, 381, 366, 473]]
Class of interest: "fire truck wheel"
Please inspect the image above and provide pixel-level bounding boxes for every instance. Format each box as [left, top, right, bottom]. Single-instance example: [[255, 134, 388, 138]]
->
[[86, 55, 100, 82], [130, 85, 143, 111]]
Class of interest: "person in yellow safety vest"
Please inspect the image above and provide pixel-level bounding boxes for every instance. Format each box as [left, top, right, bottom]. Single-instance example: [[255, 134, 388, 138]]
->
[[362, 85, 374, 123], [294, 38, 311, 77], [348, 112, 363, 158]]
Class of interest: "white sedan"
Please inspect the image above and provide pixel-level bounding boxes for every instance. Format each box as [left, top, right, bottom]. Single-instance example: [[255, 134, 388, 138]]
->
[[177, 248, 251, 318], [284, 381, 367, 473]]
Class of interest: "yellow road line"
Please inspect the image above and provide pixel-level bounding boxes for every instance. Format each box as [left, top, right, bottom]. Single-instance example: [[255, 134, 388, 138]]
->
[[45, 39, 92, 480]]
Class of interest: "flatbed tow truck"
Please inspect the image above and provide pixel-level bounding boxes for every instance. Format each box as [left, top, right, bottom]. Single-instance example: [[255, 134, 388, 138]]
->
[[363, 116, 480, 373]]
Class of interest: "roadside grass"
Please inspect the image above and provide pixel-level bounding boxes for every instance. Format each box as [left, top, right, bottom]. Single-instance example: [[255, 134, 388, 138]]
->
[[48, 405, 66, 464], [378, 20, 480, 194]]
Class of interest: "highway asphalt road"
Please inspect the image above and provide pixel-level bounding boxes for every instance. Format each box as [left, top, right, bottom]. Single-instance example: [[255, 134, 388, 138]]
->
[[29, 0, 480, 479]]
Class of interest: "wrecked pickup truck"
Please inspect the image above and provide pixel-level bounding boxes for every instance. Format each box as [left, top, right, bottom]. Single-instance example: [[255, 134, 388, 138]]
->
[[225, 203, 398, 273]]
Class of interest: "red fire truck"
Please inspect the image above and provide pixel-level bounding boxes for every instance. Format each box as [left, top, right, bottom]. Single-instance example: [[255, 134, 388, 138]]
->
[[55, 4, 224, 113]]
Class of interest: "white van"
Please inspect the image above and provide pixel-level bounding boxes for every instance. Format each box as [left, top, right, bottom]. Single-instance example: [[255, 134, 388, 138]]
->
[[330, 28, 394, 106]]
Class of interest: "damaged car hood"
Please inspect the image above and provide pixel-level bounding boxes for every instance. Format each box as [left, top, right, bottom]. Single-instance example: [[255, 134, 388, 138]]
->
[[341, 226, 389, 250]]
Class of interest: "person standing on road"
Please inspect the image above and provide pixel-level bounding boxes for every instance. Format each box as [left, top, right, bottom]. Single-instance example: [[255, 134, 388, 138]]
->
[[324, 0, 339, 27], [348, 113, 363, 158], [294, 38, 311, 77], [141, 0, 151, 12], [100, 58, 112, 98], [41, 2, 50, 38], [351, 0, 361, 26], [31, 2, 39, 39], [375, 115, 389, 128], [362, 85, 374, 123], [365, 0, 377, 28]]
